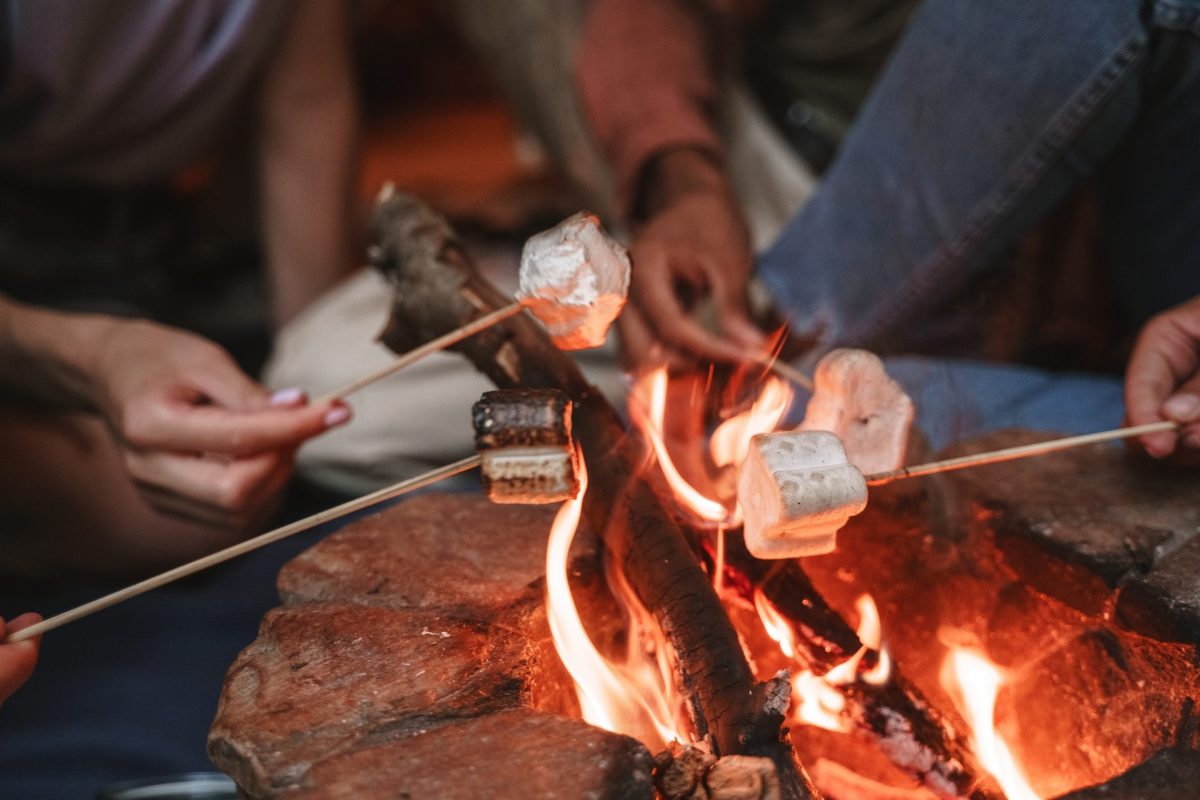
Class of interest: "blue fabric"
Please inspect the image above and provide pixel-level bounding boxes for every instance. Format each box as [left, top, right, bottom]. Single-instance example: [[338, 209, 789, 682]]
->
[[758, 0, 1200, 357], [783, 356, 1125, 452], [882, 357, 1124, 451]]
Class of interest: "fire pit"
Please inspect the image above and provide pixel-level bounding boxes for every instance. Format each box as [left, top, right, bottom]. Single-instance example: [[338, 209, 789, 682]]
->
[[208, 197, 1200, 799]]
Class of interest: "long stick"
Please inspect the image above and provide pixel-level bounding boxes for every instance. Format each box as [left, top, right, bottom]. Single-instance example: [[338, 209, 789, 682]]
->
[[317, 302, 525, 403], [5, 455, 482, 643], [864, 421, 1178, 486], [756, 355, 814, 391]]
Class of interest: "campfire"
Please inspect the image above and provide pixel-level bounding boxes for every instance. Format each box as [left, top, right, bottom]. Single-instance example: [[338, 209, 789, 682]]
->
[[207, 196, 1200, 800]]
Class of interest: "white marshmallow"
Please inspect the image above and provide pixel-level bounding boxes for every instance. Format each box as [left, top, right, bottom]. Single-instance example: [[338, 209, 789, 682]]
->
[[517, 212, 630, 350], [799, 349, 914, 475], [738, 431, 868, 559]]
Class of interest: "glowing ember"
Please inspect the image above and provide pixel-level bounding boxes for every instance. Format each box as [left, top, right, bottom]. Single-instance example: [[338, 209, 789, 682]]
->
[[754, 592, 892, 733], [941, 649, 1040, 800], [544, 451, 688, 750]]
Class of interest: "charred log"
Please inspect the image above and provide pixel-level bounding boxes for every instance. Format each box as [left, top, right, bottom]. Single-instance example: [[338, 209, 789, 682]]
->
[[702, 517, 1000, 800], [369, 192, 817, 800]]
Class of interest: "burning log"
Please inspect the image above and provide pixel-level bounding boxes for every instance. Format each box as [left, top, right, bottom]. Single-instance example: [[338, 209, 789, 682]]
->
[[714, 532, 1001, 800], [655, 743, 784, 800], [370, 193, 817, 800]]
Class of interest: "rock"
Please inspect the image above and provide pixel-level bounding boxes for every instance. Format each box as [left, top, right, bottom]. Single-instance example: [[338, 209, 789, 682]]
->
[[998, 628, 1197, 798], [938, 430, 1200, 616], [1054, 747, 1200, 800], [290, 709, 655, 800], [277, 494, 592, 614], [1118, 534, 1200, 645], [208, 602, 538, 797]]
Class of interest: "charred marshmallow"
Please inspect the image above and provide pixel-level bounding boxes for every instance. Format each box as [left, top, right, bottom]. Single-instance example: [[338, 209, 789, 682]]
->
[[472, 389, 579, 504], [738, 431, 867, 559], [517, 212, 630, 350]]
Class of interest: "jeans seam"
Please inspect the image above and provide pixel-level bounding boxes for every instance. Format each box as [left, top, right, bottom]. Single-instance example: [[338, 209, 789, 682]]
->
[[847, 31, 1148, 347]]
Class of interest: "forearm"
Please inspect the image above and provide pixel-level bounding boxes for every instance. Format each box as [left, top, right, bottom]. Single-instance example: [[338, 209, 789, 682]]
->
[[0, 295, 114, 409], [257, 0, 360, 326], [576, 0, 727, 218]]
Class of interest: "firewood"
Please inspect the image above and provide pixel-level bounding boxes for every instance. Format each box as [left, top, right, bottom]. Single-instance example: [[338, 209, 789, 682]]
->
[[655, 744, 783, 800], [369, 192, 818, 800]]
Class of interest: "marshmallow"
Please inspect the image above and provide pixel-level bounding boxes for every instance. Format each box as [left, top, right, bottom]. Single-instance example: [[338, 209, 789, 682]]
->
[[799, 349, 914, 475], [738, 431, 868, 559], [473, 389, 580, 504], [517, 212, 630, 350]]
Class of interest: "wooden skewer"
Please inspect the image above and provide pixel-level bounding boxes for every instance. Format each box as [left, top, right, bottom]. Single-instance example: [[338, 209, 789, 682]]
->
[[863, 420, 1179, 486], [4, 455, 482, 643], [317, 302, 526, 403], [757, 355, 815, 391]]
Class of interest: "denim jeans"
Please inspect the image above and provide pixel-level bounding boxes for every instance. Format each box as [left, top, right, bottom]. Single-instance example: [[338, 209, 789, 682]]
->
[[758, 0, 1200, 359]]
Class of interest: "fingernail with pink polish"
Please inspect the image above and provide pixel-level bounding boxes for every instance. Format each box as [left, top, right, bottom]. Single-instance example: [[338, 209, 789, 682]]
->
[[324, 403, 352, 428], [269, 387, 307, 407], [1163, 393, 1200, 423]]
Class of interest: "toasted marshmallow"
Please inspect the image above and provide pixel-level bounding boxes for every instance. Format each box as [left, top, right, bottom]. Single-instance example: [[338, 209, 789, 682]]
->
[[738, 431, 867, 558], [517, 212, 630, 350], [473, 389, 579, 504]]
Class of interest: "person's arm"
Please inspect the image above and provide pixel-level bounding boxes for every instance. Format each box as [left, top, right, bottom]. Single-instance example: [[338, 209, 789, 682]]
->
[[0, 296, 350, 529], [257, 0, 360, 327], [0, 614, 40, 707], [1126, 295, 1200, 463], [577, 0, 763, 365]]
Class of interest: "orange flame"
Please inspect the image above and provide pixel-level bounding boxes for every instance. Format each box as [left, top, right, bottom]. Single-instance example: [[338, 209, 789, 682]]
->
[[629, 368, 793, 526], [754, 592, 892, 732], [941, 649, 1040, 800], [629, 368, 728, 522], [709, 375, 793, 468], [545, 451, 688, 750]]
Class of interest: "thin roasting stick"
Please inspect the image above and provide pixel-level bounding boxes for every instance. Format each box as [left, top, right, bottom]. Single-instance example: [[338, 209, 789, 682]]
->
[[317, 302, 525, 403], [4, 456, 482, 643], [757, 355, 815, 391], [864, 420, 1179, 486]]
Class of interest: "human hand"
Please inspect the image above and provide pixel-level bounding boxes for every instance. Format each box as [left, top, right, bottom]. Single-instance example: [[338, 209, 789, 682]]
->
[[625, 149, 765, 368], [1125, 295, 1200, 463], [90, 320, 351, 529], [0, 614, 41, 708]]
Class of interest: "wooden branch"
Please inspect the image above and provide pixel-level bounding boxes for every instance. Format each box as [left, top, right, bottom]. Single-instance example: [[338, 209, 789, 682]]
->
[[368, 194, 817, 800]]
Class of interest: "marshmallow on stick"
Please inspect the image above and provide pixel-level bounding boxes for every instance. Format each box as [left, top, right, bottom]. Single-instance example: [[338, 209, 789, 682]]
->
[[473, 388, 579, 504], [739, 431, 868, 559], [322, 211, 629, 403], [516, 211, 631, 350], [5, 388, 582, 643], [799, 348, 914, 474]]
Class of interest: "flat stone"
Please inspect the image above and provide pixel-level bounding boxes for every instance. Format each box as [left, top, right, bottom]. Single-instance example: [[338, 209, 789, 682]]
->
[[1117, 534, 1200, 644], [290, 709, 655, 800], [277, 494, 590, 614], [938, 430, 1199, 615], [208, 602, 541, 797], [998, 628, 1198, 798], [1055, 747, 1200, 800]]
